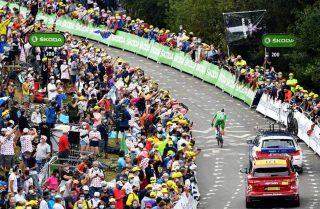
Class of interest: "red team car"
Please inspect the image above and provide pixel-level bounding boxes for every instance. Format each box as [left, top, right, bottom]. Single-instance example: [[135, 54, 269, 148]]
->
[[241, 155, 300, 208]]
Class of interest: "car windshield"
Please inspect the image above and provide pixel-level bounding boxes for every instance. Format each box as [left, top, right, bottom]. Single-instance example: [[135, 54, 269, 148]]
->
[[262, 139, 295, 148], [253, 167, 289, 177]]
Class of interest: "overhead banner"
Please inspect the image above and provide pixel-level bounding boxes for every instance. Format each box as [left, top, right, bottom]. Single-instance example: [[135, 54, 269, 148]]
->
[[223, 10, 266, 43]]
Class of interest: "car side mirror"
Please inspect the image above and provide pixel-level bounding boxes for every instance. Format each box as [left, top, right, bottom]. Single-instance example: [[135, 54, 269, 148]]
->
[[240, 168, 248, 174], [246, 138, 253, 145]]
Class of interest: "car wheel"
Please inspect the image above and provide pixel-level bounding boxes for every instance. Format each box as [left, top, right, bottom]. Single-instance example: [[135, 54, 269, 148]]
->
[[292, 195, 300, 207], [246, 198, 254, 208]]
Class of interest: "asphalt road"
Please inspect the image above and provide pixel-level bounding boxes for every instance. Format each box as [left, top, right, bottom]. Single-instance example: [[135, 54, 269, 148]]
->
[[94, 42, 320, 209]]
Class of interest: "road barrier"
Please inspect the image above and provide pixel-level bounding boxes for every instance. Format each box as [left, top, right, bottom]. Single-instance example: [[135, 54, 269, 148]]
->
[[256, 93, 320, 155], [256, 94, 290, 126]]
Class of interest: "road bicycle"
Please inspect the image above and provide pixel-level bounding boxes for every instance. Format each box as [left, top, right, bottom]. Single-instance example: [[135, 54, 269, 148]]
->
[[216, 125, 224, 148]]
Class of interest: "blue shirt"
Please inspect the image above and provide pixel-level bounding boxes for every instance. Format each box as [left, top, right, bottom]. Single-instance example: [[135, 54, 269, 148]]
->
[[45, 107, 56, 124], [55, 93, 67, 109], [117, 157, 126, 171]]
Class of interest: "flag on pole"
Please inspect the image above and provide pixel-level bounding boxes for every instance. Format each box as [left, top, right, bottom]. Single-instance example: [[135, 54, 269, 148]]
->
[[223, 10, 266, 43]]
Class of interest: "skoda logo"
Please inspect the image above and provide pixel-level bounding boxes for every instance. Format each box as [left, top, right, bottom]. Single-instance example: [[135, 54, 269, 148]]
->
[[264, 37, 271, 44], [31, 36, 38, 42]]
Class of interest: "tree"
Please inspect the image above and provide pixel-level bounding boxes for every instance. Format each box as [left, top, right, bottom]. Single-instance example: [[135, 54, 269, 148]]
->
[[120, 0, 169, 28], [288, 3, 320, 90]]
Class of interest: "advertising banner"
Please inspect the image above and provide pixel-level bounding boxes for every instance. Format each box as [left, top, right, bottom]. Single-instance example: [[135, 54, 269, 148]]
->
[[171, 51, 187, 70], [122, 32, 141, 53], [147, 42, 163, 62], [242, 87, 256, 106], [215, 70, 236, 95], [233, 84, 247, 101], [294, 111, 320, 155], [193, 62, 208, 80], [256, 94, 290, 125], [136, 37, 152, 57], [181, 56, 196, 75], [202, 62, 221, 85], [107, 32, 126, 49], [158, 46, 175, 66]]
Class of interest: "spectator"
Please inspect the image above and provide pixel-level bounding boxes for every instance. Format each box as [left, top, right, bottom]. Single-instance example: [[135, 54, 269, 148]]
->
[[58, 129, 70, 158], [35, 135, 51, 171]]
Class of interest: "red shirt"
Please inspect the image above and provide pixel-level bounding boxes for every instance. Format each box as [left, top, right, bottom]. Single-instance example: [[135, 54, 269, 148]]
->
[[114, 187, 125, 209], [58, 134, 70, 152]]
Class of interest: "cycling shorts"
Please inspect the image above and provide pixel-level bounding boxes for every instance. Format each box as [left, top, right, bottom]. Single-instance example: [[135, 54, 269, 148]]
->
[[214, 120, 225, 129]]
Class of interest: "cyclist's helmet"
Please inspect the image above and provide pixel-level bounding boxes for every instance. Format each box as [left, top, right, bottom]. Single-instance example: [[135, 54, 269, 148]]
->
[[221, 108, 225, 112]]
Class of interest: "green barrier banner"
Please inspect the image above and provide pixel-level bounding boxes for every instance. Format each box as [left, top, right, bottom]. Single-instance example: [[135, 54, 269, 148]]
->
[[107, 32, 126, 48], [147, 42, 162, 62], [193, 62, 208, 80], [122, 33, 140, 53], [233, 84, 247, 102], [136, 37, 152, 57], [215, 70, 236, 95], [181, 56, 196, 75], [202, 62, 221, 84], [171, 51, 186, 70], [243, 88, 256, 106], [106, 31, 127, 49], [158, 46, 175, 66]]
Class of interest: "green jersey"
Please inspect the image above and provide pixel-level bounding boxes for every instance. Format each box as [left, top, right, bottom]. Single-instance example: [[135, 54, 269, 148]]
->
[[213, 111, 227, 122]]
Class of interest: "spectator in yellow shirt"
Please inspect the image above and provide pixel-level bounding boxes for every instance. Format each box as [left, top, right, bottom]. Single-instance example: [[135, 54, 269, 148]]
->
[[22, 80, 30, 102], [235, 55, 247, 68], [0, 17, 11, 35], [126, 186, 140, 207]]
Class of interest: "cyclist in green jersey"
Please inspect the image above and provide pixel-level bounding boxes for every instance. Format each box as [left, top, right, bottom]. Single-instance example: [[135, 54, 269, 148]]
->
[[211, 109, 227, 133]]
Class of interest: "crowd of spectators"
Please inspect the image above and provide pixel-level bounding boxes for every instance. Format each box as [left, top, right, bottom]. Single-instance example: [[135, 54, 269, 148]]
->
[[0, 1, 200, 209], [18, 0, 319, 124]]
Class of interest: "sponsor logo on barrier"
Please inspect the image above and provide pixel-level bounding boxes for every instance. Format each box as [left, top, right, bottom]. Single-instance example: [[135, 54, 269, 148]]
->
[[29, 32, 65, 47], [139, 41, 150, 52], [127, 39, 140, 49], [150, 45, 161, 56], [161, 50, 174, 59], [206, 68, 219, 80], [195, 63, 207, 75], [173, 53, 185, 66], [184, 58, 196, 68], [262, 34, 296, 48], [110, 35, 125, 44]]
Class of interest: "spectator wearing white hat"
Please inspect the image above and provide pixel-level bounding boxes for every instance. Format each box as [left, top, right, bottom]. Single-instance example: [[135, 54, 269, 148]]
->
[[20, 128, 37, 159], [53, 194, 64, 209], [47, 76, 57, 101], [90, 192, 101, 208], [0, 126, 16, 171]]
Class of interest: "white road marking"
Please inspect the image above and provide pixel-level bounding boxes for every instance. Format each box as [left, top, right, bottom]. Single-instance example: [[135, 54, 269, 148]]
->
[[228, 133, 251, 139], [226, 130, 251, 133]]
